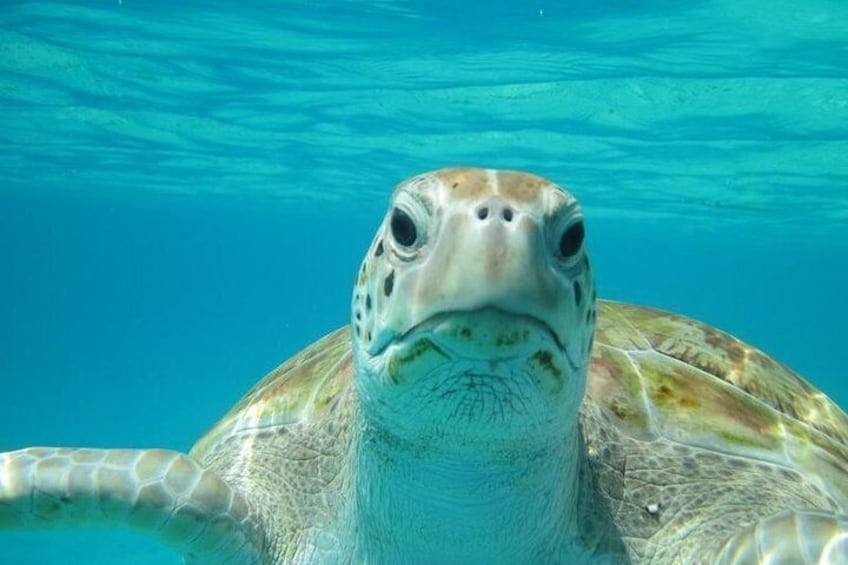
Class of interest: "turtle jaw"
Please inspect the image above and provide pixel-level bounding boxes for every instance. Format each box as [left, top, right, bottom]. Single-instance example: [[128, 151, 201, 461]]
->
[[372, 306, 568, 353], [354, 307, 587, 449], [390, 307, 578, 373]]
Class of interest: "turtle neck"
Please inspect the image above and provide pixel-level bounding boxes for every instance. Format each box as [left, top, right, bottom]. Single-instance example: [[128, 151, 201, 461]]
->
[[346, 417, 588, 564]]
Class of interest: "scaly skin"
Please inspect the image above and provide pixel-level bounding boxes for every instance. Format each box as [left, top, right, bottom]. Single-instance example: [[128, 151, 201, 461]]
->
[[0, 447, 264, 564]]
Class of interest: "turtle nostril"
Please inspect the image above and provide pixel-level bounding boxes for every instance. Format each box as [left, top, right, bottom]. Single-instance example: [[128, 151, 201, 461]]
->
[[477, 207, 489, 220], [502, 208, 513, 222]]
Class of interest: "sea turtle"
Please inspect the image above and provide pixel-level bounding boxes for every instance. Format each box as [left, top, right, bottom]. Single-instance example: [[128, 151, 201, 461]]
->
[[1, 167, 847, 564]]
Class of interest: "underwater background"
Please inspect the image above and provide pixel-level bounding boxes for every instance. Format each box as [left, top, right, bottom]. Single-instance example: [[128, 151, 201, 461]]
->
[[1, 0, 847, 562]]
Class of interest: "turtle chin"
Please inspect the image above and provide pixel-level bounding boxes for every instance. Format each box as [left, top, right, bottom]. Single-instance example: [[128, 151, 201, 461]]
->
[[356, 309, 586, 449]]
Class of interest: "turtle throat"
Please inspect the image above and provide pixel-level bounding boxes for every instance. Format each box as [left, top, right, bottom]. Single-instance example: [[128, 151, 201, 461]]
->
[[348, 414, 584, 563]]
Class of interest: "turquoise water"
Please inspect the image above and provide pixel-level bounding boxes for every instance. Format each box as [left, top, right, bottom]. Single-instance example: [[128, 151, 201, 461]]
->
[[2, 0, 847, 563]]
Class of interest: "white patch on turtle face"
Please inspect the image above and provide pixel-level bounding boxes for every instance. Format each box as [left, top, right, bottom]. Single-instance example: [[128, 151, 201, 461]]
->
[[351, 168, 595, 447]]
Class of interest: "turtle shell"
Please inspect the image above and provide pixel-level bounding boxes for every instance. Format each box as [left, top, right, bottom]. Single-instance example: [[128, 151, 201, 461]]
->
[[588, 300, 848, 507]]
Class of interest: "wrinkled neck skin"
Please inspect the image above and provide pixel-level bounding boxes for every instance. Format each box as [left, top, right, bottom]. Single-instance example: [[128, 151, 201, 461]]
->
[[345, 407, 587, 563]]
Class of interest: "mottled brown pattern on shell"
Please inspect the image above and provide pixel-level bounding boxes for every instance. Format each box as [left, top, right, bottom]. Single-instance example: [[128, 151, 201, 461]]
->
[[586, 344, 653, 439], [592, 300, 848, 462], [630, 351, 784, 452], [593, 303, 652, 350]]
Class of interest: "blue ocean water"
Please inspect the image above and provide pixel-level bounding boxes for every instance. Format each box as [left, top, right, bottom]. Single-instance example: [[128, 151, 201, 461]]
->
[[1, 0, 847, 563]]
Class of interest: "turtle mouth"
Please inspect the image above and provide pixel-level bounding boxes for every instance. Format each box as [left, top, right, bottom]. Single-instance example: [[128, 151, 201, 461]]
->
[[387, 307, 578, 372], [403, 307, 564, 344]]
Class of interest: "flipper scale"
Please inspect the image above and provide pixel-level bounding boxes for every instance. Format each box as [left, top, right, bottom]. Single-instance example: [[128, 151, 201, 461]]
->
[[714, 510, 848, 564], [0, 447, 264, 564]]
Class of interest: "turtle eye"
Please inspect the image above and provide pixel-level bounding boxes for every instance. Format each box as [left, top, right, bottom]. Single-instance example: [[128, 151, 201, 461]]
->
[[390, 208, 417, 247], [559, 221, 584, 258]]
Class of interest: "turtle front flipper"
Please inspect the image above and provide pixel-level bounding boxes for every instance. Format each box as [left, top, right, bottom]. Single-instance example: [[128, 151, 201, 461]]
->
[[0, 447, 264, 564], [714, 510, 848, 564]]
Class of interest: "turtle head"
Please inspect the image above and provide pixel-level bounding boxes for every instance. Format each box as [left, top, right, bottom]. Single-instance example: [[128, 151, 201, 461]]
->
[[351, 168, 595, 450]]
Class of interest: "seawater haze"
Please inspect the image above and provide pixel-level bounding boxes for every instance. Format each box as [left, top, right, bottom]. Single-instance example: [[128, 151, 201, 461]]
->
[[1, 0, 847, 562]]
